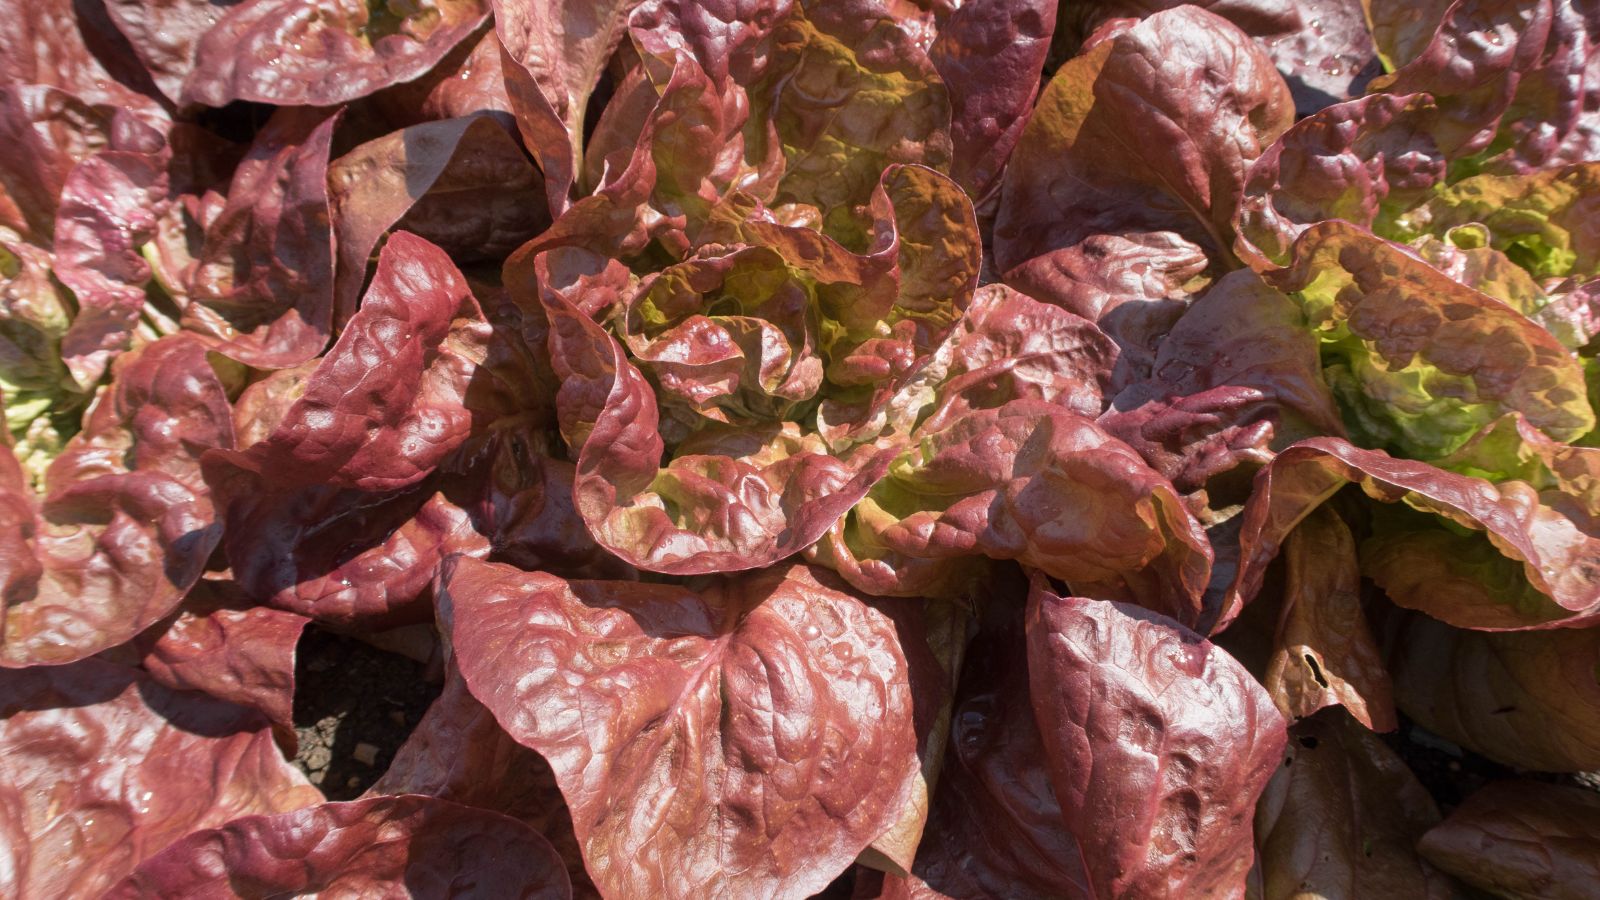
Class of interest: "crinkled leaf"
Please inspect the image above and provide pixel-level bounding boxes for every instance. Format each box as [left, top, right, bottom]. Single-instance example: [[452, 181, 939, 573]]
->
[[1393, 163, 1600, 281], [0, 335, 231, 667], [887, 600, 1088, 899], [1234, 92, 1447, 269], [1384, 609, 1600, 772], [926, 0, 1056, 205], [1025, 580, 1285, 899], [183, 107, 338, 369], [539, 258, 894, 575], [0, 658, 320, 899], [201, 233, 493, 625], [204, 231, 488, 494], [120, 578, 307, 748], [366, 28, 516, 129], [0, 231, 78, 481], [492, 0, 640, 212], [630, 0, 954, 249], [450, 423, 635, 582], [1063, 0, 1379, 116], [995, 6, 1294, 292], [1099, 268, 1344, 495], [1271, 221, 1593, 457], [1364, 0, 1588, 167], [1417, 780, 1600, 899], [820, 400, 1211, 625], [441, 557, 920, 900], [916, 283, 1116, 435], [0, 85, 144, 243], [1228, 437, 1600, 631], [181, 0, 490, 107], [103, 795, 571, 899], [53, 122, 169, 388], [368, 669, 596, 898], [328, 115, 546, 325], [853, 597, 968, 878], [223, 484, 487, 628], [102, 0, 234, 104], [1253, 710, 1452, 899], [0, 0, 166, 119]]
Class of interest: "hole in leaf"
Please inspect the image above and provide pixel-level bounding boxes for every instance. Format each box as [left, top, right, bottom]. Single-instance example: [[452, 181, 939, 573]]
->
[[1303, 653, 1330, 688]]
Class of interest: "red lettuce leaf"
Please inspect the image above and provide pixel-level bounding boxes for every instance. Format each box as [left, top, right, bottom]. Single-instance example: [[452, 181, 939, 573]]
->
[[925, 0, 1058, 206], [1270, 221, 1594, 457], [627, 0, 954, 248], [0, 658, 320, 898], [0, 0, 167, 120], [328, 114, 546, 326], [181, 0, 490, 107], [1061, 0, 1379, 116], [441, 557, 921, 900], [113, 577, 308, 750], [880, 599, 1089, 899], [368, 668, 596, 898], [1025, 579, 1285, 898], [0, 335, 231, 667], [537, 254, 894, 575], [917, 283, 1116, 435], [182, 107, 339, 369], [1383, 609, 1600, 772], [201, 232, 493, 626], [102, 794, 571, 899], [365, 28, 517, 130], [204, 231, 488, 495], [492, 0, 640, 213], [0, 85, 147, 243], [102, 0, 234, 104], [52, 119, 170, 387], [1417, 780, 1600, 898], [1263, 505, 1396, 731], [1252, 710, 1453, 899], [818, 400, 1211, 626], [1365, 0, 1593, 168], [1098, 268, 1344, 495], [995, 6, 1294, 298], [1227, 437, 1600, 630], [1234, 92, 1449, 269]]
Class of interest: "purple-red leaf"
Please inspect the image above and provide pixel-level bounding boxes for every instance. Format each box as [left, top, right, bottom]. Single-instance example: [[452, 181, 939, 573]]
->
[[1384, 610, 1600, 772], [1253, 711, 1453, 899], [180, 0, 490, 107], [368, 669, 596, 897], [201, 232, 493, 626], [328, 115, 546, 326], [0, 659, 320, 899], [818, 401, 1211, 625], [53, 121, 170, 387], [183, 107, 338, 369], [0, 335, 231, 667], [995, 6, 1294, 294], [926, 0, 1057, 206], [1418, 780, 1600, 899], [1025, 579, 1286, 898], [441, 557, 921, 900], [1228, 437, 1600, 631], [121, 578, 308, 748], [1264, 505, 1396, 731], [103, 795, 571, 899]]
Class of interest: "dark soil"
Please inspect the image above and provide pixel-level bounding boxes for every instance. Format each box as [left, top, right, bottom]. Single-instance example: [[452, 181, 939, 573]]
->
[[291, 626, 442, 800]]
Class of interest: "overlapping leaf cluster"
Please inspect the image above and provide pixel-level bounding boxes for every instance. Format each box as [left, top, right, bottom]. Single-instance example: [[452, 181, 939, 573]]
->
[[4, 0, 1600, 896]]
